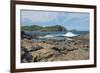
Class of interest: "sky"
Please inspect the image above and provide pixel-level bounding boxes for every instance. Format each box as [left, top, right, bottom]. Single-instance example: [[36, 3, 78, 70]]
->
[[21, 10, 90, 31]]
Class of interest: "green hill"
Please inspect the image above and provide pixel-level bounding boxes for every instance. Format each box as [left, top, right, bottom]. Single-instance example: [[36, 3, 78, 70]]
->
[[21, 25, 67, 32]]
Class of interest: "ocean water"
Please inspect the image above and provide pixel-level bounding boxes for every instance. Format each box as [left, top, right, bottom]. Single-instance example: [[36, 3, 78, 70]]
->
[[25, 31, 89, 36], [25, 31, 66, 35], [24, 31, 89, 42]]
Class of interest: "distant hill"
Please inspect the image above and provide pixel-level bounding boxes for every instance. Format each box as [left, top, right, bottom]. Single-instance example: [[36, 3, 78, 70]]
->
[[69, 29, 77, 32], [21, 25, 67, 32]]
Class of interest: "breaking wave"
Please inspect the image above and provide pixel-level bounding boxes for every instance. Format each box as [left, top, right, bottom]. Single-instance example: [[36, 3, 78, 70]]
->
[[44, 32, 77, 38], [64, 32, 77, 37]]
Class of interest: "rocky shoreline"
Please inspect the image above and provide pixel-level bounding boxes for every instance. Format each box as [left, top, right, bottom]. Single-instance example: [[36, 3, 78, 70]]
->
[[21, 32, 89, 63]]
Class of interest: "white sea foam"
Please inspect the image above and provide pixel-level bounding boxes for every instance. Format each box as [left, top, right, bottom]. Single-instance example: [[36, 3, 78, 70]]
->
[[44, 35, 54, 38], [64, 32, 77, 37], [42, 32, 77, 38]]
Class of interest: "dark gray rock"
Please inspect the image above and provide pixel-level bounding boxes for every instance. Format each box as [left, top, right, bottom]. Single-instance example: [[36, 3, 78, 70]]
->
[[21, 48, 33, 63], [21, 31, 32, 40], [25, 52, 33, 62]]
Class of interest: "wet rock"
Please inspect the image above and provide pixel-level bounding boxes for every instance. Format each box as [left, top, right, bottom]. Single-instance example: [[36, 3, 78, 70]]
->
[[21, 31, 32, 40], [21, 48, 33, 63]]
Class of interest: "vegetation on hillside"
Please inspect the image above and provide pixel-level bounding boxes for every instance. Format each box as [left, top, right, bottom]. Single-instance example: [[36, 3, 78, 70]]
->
[[21, 25, 67, 32]]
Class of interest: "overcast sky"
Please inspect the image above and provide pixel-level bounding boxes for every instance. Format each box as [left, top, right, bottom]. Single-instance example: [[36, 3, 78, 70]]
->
[[21, 10, 90, 31]]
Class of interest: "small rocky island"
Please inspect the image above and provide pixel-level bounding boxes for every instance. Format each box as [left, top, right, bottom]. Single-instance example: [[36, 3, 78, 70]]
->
[[21, 25, 89, 63]]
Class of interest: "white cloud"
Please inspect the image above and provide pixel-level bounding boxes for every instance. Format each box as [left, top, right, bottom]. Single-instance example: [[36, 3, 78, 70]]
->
[[21, 10, 62, 23]]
